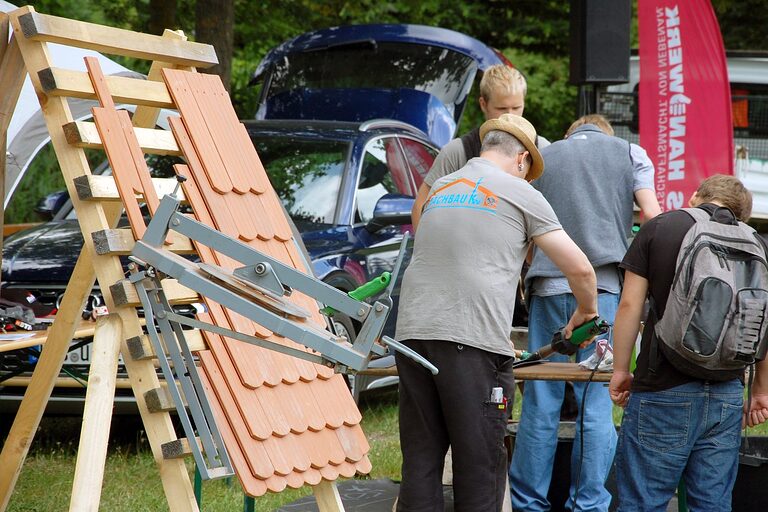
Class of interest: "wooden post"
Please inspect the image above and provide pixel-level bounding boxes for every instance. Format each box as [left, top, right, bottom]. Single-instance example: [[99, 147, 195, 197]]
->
[[0, 245, 99, 512], [313, 480, 345, 512], [69, 314, 123, 512], [0, 34, 27, 281]]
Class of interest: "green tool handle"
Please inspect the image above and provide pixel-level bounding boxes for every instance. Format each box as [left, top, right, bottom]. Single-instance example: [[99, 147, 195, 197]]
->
[[321, 272, 391, 316], [349, 272, 391, 301], [568, 316, 610, 345]]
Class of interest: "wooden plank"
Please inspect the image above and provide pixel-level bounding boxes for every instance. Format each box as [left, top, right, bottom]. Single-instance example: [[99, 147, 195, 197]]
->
[[513, 362, 612, 382], [38, 67, 174, 108], [70, 314, 123, 512], [63, 121, 181, 156], [5, 9, 198, 512], [126, 330, 206, 361], [313, 480, 344, 512], [73, 175, 183, 202], [18, 10, 217, 68], [0, 376, 133, 389], [0, 323, 98, 353], [92, 228, 195, 256], [3, 223, 41, 237]]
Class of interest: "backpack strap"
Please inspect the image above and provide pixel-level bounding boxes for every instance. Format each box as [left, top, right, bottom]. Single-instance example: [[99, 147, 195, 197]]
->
[[680, 206, 713, 223], [460, 126, 482, 160]]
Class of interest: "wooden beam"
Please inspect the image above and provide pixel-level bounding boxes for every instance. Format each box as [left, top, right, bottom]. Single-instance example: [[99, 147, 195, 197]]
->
[[313, 480, 344, 512], [74, 175, 183, 202], [0, 12, 8, 65], [63, 121, 181, 156], [161, 437, 202, 460], [38, 67, 175, 108], [18, 11, 217, 68], [70, 314, 123, 512], [126, 330, 206, 361], [91, 228, 195, 256], [109, 278, 200, 307]]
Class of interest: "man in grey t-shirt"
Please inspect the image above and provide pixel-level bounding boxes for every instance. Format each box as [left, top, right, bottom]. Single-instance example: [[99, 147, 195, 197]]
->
[[394, 114, 599, 512]]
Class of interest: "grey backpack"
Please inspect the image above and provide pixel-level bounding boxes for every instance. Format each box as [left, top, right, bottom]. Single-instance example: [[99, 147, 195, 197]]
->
[[653, 207, 768, 380]]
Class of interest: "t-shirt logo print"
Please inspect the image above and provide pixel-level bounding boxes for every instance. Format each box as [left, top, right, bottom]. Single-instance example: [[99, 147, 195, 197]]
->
[[424, 177, 499, 215]]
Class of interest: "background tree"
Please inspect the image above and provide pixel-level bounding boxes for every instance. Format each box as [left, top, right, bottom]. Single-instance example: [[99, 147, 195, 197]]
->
[[196, 0, 235, 91]]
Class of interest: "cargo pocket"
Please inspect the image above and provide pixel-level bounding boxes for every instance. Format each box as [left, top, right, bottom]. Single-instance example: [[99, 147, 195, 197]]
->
[[638, 400, 690, 452], [683, 277, 731, 357]]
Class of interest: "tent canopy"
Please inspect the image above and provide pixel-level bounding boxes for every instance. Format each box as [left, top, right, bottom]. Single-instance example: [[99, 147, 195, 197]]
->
[[2, 0, 143, 207]]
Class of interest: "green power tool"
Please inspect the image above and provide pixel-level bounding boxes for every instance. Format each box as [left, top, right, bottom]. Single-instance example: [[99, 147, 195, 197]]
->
[[517, 316, 610, 364]]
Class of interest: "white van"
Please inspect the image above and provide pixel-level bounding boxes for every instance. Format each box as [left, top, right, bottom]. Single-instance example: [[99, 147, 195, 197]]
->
[[603, 52, 768, 218]]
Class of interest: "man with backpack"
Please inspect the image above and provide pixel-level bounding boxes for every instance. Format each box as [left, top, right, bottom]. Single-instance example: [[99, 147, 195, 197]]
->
[[610, 175, 768, 510]]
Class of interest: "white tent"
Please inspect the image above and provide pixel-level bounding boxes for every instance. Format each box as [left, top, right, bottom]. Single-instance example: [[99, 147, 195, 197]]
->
[[2, 1, 143, 207]]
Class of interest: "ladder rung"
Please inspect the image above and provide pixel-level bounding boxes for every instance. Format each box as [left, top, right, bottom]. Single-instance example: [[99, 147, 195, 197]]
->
[[74, 175, 184, 202], [92, 228, 195, 256], [110, 278, 200, 308], [126, 330, 206, 361], [63, 121, 181, 156]]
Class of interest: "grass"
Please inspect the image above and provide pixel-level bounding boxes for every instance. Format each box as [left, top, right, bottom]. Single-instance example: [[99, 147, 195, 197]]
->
[[3, 386, 767, 511]]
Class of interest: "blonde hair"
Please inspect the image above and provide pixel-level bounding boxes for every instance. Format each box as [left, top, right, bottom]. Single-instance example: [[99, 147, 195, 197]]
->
[[479, 65, 527, 101], [695, 174, 753, 221], [566, 114, 614, 137]]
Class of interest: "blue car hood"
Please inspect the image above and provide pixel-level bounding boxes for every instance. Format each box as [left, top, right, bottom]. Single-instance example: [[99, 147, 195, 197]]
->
[[252, 24, 507, 147]]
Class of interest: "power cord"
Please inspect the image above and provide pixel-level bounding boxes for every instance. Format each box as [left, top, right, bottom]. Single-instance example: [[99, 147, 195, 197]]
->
[[572, 331, 610, 511]]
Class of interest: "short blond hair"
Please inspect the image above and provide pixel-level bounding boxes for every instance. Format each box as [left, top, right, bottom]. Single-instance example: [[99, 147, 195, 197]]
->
[[479, 64, 527, 101], [695, 174, 753, 221], [566, 114, 614, 137]]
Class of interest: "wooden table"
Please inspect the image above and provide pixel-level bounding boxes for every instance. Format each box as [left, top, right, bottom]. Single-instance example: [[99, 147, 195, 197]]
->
[[357, 361, 612, 382]]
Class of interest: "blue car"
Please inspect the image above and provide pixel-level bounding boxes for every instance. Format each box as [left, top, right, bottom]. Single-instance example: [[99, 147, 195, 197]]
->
[[0, 24, 506, 409]]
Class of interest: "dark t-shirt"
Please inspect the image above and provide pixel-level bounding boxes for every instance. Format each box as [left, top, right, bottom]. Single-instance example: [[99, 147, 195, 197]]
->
[[620, 203, 744, 392]]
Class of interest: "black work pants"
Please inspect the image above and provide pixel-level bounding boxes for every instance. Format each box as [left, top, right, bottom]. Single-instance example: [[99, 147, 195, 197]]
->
[[395, 339, 515, 512]]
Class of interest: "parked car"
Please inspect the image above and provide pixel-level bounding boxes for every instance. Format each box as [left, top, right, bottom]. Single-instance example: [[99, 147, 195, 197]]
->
[[0, 23, 506, 410]]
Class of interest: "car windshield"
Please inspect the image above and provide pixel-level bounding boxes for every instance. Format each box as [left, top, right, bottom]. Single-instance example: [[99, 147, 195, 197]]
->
[[266, 42, 476, 114], [252, 136, 348, 228]]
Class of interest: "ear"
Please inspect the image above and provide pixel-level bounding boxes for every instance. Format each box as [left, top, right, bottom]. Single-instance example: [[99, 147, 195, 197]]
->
[[479, 96, 488, 116], [688, 191, 700, 208]]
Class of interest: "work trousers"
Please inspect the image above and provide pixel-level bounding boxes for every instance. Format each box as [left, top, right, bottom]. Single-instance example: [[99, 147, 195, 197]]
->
[[396, 339, 515, 512]]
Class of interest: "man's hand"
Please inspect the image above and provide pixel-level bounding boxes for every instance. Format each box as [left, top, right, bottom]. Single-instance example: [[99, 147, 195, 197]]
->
[[563, 309, 599, 346], [743, 393, 768, 428], [609, 370, 633, 408]]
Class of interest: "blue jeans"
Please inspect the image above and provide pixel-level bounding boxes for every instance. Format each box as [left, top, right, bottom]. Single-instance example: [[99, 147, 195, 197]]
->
[[510, 293, 619, 512], [615, 380, 743, 512]]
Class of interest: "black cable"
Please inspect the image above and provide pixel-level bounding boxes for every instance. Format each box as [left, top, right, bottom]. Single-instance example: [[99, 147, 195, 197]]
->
[[572, 336, 609, 511]]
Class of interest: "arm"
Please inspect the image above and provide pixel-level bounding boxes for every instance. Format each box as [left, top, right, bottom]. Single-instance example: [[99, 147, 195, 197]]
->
[[634, 188, 662, 221], [411, 182, 431, 231], [745, 356, 768, 428], [532, 229, 598, 335], [609, 271, 648, 408]]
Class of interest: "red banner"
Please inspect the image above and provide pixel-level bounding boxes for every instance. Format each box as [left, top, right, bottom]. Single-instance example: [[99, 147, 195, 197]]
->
[[639, 0, 733, 212]]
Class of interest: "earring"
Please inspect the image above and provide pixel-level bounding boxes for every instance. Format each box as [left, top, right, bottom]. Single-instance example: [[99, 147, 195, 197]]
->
[[518, 164, 524, 171]]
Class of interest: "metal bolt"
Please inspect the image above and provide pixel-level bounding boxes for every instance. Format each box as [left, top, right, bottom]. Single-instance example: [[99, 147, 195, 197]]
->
[[375, 304, 384, 312], [156, 310, 166, 319], [357, 308, 366, 317], [254, 263, 267, 275], [171, 218, 180, 226]]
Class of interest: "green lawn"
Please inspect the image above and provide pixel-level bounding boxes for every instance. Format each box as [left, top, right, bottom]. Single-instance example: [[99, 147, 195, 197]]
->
[[4, 386, 766, 511]]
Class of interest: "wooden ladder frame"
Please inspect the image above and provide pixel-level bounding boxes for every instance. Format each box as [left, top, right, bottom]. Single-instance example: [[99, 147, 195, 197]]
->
[[0, 6, 218, 511]]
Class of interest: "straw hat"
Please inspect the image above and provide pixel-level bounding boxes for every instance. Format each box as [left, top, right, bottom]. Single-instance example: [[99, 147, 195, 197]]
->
[[479, 114, 544, 181]]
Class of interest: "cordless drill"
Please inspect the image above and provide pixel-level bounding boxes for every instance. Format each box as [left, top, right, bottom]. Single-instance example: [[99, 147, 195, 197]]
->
[[519, 317, 610, 362]]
